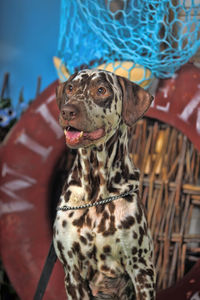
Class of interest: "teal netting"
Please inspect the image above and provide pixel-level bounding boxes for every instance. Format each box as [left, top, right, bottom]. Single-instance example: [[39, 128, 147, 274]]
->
[[58, 0, 200, 79]]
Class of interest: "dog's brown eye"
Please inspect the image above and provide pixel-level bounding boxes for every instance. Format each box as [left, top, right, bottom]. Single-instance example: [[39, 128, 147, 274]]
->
[[97, 87, 106, 95], [67, 85, 73, 92]]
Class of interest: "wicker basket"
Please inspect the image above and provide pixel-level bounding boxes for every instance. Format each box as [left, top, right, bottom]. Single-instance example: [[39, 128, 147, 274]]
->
[[129, 118, 200, 290]]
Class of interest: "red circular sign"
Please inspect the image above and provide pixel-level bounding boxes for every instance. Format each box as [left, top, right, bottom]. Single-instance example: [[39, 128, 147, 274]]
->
[[147, 64, 200, 151], [0, 81, 66, 299]]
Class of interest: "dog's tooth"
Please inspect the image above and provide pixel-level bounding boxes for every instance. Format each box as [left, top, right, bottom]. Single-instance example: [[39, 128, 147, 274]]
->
[[80, 131, 83, 138]]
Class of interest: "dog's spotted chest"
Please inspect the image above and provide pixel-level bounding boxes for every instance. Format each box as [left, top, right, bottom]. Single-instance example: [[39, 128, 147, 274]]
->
[[54, 196, 147, 278], [54, 69, 156, 299]]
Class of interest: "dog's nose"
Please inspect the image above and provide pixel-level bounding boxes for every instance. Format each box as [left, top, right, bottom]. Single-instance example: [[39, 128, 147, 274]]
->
[[61, 104, 79, 121]]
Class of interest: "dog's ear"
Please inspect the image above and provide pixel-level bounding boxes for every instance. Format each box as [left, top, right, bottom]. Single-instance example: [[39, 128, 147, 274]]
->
[[56, 82, 65, 110], [117, 76, 154, 127]]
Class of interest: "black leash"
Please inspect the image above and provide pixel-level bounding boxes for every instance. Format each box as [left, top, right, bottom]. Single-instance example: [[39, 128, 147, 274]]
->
[[33, 240, 57, 300]]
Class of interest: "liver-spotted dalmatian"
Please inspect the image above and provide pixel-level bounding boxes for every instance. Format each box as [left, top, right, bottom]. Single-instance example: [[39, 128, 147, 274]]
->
[[53, 69, 156, 299]]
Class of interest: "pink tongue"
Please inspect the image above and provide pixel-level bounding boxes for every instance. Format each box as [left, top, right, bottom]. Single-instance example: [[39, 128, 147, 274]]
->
[[65, 128, 104, 144], [66, 130, 81, 141]]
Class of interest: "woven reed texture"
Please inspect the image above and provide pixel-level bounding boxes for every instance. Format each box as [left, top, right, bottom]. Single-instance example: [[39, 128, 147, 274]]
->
[[129, 118, 200, 290]]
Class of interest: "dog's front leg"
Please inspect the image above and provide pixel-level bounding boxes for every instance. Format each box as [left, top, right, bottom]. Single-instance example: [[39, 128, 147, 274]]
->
[[126, 259, 155, 300], [64, 272, 92, 300], [122, 228, 156, 299], [123, 241, 156, 300]]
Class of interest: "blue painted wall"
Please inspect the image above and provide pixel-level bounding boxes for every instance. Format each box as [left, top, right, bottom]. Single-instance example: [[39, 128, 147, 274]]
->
[[0, 0, 60, 108]]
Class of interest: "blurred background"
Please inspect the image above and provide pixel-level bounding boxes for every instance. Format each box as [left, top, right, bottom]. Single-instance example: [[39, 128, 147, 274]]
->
[[0, 0, 60, 108], [0, 1, 60, 299]]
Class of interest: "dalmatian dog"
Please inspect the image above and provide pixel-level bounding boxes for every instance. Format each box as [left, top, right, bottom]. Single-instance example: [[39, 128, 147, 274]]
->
[[53, 69, 156, 299]]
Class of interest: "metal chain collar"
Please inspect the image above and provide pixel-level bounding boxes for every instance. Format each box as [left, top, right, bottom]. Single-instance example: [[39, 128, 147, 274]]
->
[[56, 189, 135, 211]]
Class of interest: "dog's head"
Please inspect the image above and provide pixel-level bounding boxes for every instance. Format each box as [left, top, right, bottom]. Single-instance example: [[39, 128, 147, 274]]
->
[[56, 69, 153, 149]]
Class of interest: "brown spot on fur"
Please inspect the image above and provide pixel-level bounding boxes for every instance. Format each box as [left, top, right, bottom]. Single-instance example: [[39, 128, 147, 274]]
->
[[97, 144, 103, 152], [138, 226, 145, 246], [72, 210, 88, 227], [130, 172, 140, 181], [70, 165, 81, 186], [100, 254, 106, 260], [133, 257, 137, 263], [107, 185, 119, 194], [57, 241, 68, 267], [124, 194, 134, 202], [106, 130, 118, 158], [139, 257, 147, 266], [80, 235, 87, 245], [114, 171, 121, 183], [78, 284, 84, 297], [100, 265, 110, 272], [68, 251, 73, 258], [86, 250, 93, 259], [110, 269, 116, 275], [72, 242, 85, 262], [97, 210, 109, 233], [86, 232, 94, 241], [86, 215, 92, 227], [69, 179, 81, 187], [103, 245, 111, 253], [132, 247, 137, 255], [103, 215, 116, 237], [138, 249, 143, 257], [64, 190, 71, 202], [121, 216, 135, 229], [108, 202, 115, 214], [121, 162, 129, 181], [66, 280, 77, 300], [62, 220, 67, 227], [69, 211, 74, 218], [133, 231, 138, 239], [87, 245, 97, 260], [136, 203, 143, 224], [145, 268, 155, 278]]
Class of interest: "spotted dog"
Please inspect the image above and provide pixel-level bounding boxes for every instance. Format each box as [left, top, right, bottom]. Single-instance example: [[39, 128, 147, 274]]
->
[[53, 69, 156, 299]]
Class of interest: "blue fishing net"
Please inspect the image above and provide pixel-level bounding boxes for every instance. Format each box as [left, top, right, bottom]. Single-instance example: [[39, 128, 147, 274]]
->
[[57, 0, 200, 79]]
